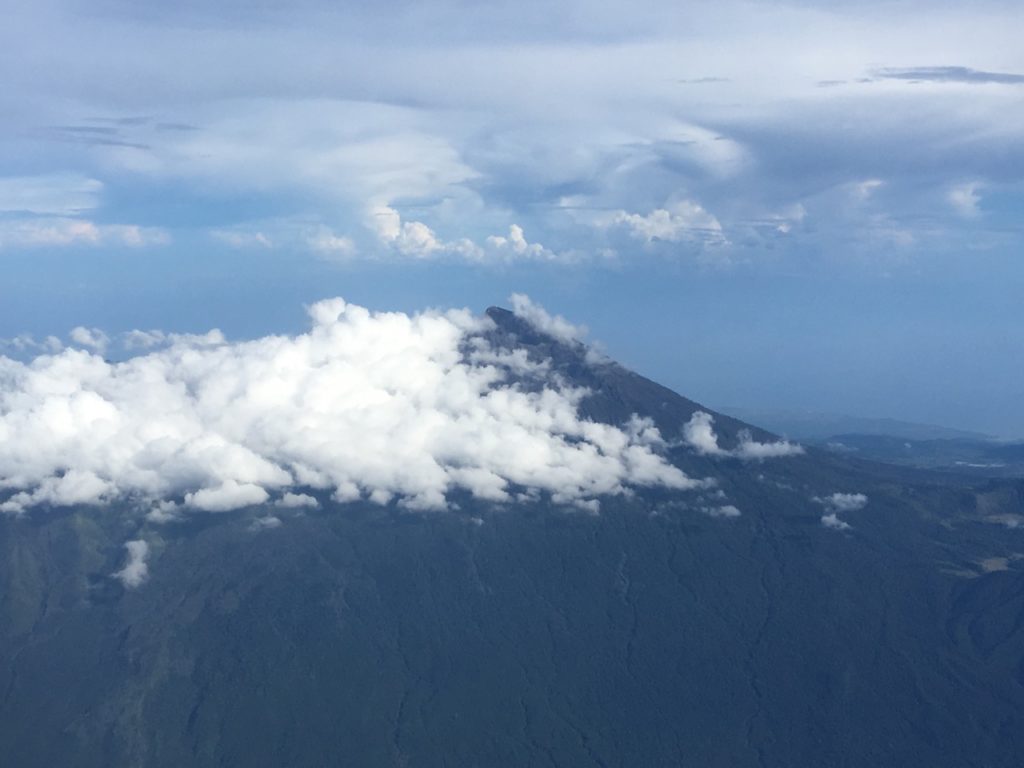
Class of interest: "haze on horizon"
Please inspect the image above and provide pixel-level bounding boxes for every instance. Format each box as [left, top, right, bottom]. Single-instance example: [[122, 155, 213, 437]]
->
[[1, 0, 1022, 436]]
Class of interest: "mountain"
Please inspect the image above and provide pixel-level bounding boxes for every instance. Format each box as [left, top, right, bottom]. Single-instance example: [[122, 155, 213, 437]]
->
[[1, 306, 1023, 767]]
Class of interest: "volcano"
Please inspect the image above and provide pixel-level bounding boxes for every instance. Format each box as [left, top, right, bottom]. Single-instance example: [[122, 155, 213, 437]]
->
[[1, 302, 1022, 767]]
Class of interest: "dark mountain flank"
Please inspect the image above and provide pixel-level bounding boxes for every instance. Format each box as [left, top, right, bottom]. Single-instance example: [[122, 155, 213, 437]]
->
[[2, 308, 1023, 767]]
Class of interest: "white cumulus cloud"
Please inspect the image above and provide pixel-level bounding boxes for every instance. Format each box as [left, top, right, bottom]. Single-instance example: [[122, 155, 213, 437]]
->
[[814, 492, 867, 531], [369, 206, 562, 263], [611, 201, 727, 246], [682, 411, 803, 460], [821, 513, 852, 531], [0, 297, 702, 516], [703, 504, 741, 518], [276, 492, 320, 509]]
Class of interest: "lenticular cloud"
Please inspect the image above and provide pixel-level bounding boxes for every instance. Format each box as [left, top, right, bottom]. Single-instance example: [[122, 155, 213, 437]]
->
[[0, 298, 699, 516]]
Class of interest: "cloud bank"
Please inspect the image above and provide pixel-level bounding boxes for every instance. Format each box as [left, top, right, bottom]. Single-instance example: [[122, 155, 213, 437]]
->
[[0, 297, 701, 517]]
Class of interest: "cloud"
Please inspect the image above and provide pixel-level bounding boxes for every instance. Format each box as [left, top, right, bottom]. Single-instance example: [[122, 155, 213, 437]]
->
[[69, 326, 110, 354], [0, 297, 702, 516], [122, 329, 225, 352], [815, 493, 868, 513], [113, 539, 149, 588], [814, 492, 867, 530], [276, 492, 319, 509], [509, 293, 587, 343], [369, 205, 446, 258], [249, 514, 282, 531], [821, 512, 852, 531], [0, 174, 103, 215], [733, 430, 805, 459], [871, 66, 1024, 85], [703, 504, 741, 518], [1, 2, 1021, 275], [682, 411, 728, 456], [850, 179, 884, 201], [307, 228, 356, 259], [369, 206, 560, 263], [485, 224, 556, 260], [185, 480, 269, 512], [0, 218, 170, 249], [948, 182, 983, 217], [211, 229, 273, 249], [1, 334, 63, 355], [682, 411, 803, 460], [610, 201, 727, 246]]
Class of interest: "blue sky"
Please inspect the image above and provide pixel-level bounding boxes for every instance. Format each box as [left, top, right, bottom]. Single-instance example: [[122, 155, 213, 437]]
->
[[2, 0, 1022, 436]]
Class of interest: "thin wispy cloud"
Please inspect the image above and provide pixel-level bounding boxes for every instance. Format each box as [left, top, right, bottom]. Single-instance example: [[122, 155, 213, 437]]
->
[[871, 66, 1024, 85]]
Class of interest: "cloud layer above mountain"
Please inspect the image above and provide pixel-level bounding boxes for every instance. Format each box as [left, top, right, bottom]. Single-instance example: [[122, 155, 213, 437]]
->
[[0, 297, 700, 516]]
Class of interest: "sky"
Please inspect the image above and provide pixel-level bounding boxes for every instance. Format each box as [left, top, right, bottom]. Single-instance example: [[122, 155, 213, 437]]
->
[[1, 0, 1022, 436]]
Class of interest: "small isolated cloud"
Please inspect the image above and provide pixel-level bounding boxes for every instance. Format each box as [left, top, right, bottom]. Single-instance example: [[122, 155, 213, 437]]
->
[[683, 411, 728, 456], [509, 293, 587, 343], [814, 492, 867, 531], [871, 66, 1024, 85], [69, 326, 110, 354], [211, 229, 273, 249], [682, 412, 804, 460], [0, 218, 170, 249], [369, 205, 445, 258], [276, 492, 319, 509], [307, 228, 356, 259], [485, 224, 555, 261], [948, 181, 983, 217], [610, 201, 727, 246], [185, 480, 270, 512], [733, 430, 805, 460], [369, 206, 562, 263], [0, 297, 703, 515], [815, 493, 868, 513], [113, 540, 149, 588], [703, 504, 741, 518], [850, 179, 884, 201], [821, 512, 852, 531], [250, 515, 282, 531]]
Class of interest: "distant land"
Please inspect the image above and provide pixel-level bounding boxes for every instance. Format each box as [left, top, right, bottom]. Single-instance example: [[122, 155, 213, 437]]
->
[[718, 407, 1024, 478], [715, 407, 994, 442]]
